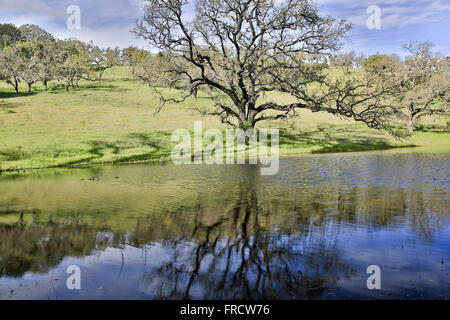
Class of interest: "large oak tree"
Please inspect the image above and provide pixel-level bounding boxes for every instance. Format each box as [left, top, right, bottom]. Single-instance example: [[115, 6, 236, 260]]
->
[[134, 0, 398, 131]]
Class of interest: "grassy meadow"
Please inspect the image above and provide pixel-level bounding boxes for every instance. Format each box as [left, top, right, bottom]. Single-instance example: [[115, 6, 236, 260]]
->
[[0, 65, 449, 172]]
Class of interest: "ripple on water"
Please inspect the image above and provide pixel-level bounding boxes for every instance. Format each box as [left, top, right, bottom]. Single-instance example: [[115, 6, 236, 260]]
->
[[0, 150, 449, 299]]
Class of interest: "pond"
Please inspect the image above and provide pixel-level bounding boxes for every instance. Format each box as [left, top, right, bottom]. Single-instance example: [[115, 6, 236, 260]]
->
[[0, 148, 449, 299]]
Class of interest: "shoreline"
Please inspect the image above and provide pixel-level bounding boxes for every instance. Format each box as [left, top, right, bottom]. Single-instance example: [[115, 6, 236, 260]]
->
[[1, 140, 448, 177]]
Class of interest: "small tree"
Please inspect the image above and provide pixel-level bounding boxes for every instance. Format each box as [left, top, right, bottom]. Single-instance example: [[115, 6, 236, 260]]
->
[[15, 41, 42, 93], [137, 52, 194, 87], [34, 41, 58, 91], [72, 40, 97, 87], [0, 46, 23, 93], [122, 46, 150, 79], [330, 51, 365, 74], [353, 52, 366, 68], [91, 46, 120, 82], [362, 54, 391, 69], [55, 40, 91, 91], [377, 43, 450, 132]]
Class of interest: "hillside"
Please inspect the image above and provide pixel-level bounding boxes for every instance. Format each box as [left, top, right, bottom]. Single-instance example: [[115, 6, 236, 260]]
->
[[1, 65, 449, 172]]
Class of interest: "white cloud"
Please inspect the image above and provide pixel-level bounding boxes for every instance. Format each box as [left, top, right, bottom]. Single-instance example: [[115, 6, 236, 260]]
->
[[54, 25, 149, 49], [0, 0, 449, 55], [318, 0, 450, 29], [0, 0, 149, 48]]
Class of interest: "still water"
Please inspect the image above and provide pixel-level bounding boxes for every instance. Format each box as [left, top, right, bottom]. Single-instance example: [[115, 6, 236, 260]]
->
[[0, 149, 449, 299]]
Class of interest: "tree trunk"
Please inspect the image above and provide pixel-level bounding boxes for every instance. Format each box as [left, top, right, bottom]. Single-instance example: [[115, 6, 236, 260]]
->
[[14, 79, 19, 93], [98, 70, 104, 82], [407, 103, 416, 133], [27, 83, 32, 94], [407, 118, 416, 133], [43, 79, 47, 91]]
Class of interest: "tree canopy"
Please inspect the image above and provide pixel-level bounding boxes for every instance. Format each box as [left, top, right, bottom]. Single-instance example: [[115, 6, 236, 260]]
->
[[0, 24, 122, 93], [0, 23, 22, 47], [133, 0, 401, 131], [19, 24, 55, 43]]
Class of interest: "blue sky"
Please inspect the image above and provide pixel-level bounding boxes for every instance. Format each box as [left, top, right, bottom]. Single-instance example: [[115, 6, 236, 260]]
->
[[317, 0, 450, 56], [0, 0, 449, 56]]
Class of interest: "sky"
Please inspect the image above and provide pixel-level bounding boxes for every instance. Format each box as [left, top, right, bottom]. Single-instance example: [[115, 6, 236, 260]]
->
[[0, 0, 449, 56]]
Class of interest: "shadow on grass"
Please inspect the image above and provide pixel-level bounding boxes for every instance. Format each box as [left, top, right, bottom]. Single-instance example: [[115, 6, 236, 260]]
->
[[0, 132, 174, 172], [0, 91, 38, 99], [279, 127, 416, 154], [128, 132, 171, 147], [85, 132, 173, 162], [44, 83, 132, 94], [0, 148, 28, 161], [87, 140, 122, 156], [1, 101, 19, 113], [76, 83, 131, 93], [413, 125, 449, 134]]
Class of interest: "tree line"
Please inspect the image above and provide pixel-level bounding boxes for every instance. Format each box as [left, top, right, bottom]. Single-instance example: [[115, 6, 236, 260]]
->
[[0, 23, 144, 93]]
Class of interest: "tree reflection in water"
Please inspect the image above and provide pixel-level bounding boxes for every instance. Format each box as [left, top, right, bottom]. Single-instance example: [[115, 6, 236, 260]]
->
[[135, 176, 355, 299], [0, 165, 448, 299]]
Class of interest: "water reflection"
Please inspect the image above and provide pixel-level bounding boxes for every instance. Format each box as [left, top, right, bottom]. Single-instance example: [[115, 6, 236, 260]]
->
[[0, 214, 101, 278], [0, 151, 449, 299], [133, 180, 354, 300]]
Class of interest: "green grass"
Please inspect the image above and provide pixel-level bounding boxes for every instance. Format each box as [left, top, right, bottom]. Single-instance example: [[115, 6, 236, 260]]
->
[[0, 65, 449, 172]]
